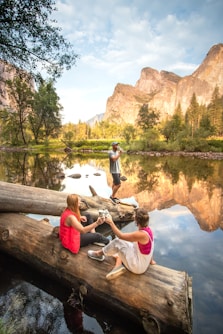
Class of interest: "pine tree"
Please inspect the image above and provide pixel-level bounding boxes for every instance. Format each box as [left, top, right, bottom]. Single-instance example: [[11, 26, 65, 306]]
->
[[208, 86, 223, 136], [137, 103, 160, 131], [185, 93, 201, 138]]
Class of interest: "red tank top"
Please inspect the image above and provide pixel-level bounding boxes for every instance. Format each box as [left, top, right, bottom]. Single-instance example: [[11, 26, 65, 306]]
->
[[138, 227, 153, 255], [59, 208, 80, 254]]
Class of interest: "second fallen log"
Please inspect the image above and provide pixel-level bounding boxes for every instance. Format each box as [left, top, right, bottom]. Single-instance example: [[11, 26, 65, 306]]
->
[[0, 181, 135, 222]]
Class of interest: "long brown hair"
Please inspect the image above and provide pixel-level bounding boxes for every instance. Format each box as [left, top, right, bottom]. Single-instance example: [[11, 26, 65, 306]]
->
[[66, 194, 81, 220]]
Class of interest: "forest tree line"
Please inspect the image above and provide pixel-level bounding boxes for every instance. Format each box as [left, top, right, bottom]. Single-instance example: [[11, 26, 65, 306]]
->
[[0, 74, 223, 152]]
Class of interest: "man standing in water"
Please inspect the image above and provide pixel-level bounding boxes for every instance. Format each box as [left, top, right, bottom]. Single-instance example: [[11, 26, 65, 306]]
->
[[109, 141, 122, 203]]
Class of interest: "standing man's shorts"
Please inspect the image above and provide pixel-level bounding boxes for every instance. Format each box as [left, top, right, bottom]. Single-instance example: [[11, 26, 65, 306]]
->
[[112, 173, 121, 185]]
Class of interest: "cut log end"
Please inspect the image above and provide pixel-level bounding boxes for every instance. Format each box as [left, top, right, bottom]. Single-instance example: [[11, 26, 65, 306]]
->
[[142, 314, 161, 334], [1, 229, 9, 241], [52, 226, 59, 238]]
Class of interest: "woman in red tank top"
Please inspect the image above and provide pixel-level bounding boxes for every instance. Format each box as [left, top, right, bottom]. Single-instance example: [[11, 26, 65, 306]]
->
[[60, 194, 110, 254]]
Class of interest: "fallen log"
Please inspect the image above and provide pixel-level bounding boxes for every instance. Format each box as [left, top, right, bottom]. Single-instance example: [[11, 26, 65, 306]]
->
[[0, 213, 192, 334], [0, 181, 135, 222]]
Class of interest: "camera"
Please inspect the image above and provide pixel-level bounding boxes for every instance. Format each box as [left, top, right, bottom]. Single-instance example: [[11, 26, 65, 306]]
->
[[118, 146, 123, 152], [98, 209, 109, 218]]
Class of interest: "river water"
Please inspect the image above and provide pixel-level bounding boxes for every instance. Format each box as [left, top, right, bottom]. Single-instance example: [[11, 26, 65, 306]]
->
[[0, 150, 223, 334]]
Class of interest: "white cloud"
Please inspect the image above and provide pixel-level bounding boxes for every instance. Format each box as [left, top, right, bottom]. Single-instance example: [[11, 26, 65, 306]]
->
[[52, 0, 223, 124]]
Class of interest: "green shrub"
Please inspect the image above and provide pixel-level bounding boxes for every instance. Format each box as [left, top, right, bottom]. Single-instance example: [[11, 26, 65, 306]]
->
[[165, 141, 182, 152], [148, 141, 168, 151], [178, 138, 211, 152], [207, 139, 223, 152], [0, 320, 13, 334]]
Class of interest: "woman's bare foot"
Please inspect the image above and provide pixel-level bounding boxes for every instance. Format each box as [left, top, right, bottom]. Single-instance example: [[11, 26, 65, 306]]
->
[[150, 259, 156, 265]]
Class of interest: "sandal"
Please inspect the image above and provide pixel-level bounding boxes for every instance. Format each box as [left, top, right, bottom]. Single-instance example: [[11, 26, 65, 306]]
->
[[110, 196, 120, 204], [106, 265, 126, 280]]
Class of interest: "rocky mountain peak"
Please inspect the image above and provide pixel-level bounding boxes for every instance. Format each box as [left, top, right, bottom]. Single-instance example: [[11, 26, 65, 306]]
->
[[103, 43, 223, 124], [192, 43, 223, 82], [135, 67, 181, 94]]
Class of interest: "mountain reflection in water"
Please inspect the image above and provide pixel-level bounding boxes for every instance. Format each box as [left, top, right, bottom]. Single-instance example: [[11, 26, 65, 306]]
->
[[0, 151, 223, 334]]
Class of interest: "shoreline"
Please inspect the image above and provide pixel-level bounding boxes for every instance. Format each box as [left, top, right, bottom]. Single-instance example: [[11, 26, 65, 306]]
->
[[126, 150, 223, 160], [1, 146, 223, 160]]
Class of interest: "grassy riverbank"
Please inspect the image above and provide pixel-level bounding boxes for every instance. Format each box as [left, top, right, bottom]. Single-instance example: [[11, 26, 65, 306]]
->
[[1, 137, 223, 154]]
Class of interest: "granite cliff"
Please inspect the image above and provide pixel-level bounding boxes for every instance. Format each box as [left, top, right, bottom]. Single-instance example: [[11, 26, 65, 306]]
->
[[0, 60, 34, 111], [103, 43, 223, 124], [0, 61, 17, 109]]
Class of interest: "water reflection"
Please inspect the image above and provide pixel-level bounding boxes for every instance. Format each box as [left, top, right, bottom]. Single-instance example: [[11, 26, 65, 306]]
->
[[0, 252, 144, 334], [0, 151, 222, 189], [0, 263, 104, 334], [0, 282, 69, 333], [1, 151, 223, 232], [60, 162, 111, 198], [119, 155, 223, 232], [0, 151, 65, 190], [148, 205, 223, 334]]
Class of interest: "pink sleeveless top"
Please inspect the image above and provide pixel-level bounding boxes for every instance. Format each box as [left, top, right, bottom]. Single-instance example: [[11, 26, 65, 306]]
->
[[138, 227, 153, 255], [59, 208, 80, 254]]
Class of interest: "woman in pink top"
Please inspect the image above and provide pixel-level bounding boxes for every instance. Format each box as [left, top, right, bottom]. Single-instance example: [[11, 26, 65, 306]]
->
[[60, 194, 109, 254], [88, 208, 156, 280]]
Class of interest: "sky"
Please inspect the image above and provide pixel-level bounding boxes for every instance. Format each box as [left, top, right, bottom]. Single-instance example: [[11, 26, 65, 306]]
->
[[52, 0, 223, 124]]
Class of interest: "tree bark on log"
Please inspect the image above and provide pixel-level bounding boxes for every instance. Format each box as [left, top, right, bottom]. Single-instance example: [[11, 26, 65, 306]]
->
[[0, 213, 192, 334], [0, 181, 135, 222]]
